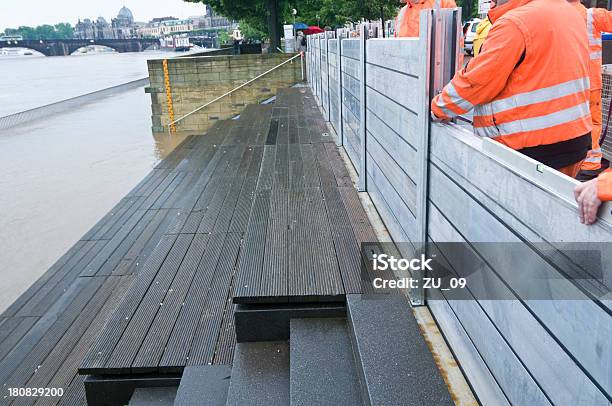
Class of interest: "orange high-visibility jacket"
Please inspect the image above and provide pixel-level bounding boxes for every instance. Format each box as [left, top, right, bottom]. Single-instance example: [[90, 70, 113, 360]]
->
[[571, 3, 612, 171], [431, 0, 592, 170], [599, 170, 612, 201], [571, 2, 612, 91], [395, 0, 457, 38]]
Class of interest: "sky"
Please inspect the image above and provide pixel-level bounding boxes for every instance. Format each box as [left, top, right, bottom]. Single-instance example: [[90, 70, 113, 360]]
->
[[0, 0, 208, 31]]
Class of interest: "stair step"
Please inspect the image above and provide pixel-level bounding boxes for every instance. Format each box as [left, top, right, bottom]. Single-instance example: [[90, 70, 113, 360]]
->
[[347, 294, 454, 406], [128, 387, 177, 406], [173, 365, 231, 406], [290, 318, 362, 405], [226, 341, 290, 406], [234, 302, 345, 342]]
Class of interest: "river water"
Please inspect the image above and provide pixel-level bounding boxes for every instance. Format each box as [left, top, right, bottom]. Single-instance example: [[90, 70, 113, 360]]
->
[[0, 51, 189, 313]]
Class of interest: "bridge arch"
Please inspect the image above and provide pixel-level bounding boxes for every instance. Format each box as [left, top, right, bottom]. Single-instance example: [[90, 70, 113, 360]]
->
[[0, 47, 45, 56], [69, 43, 119, 55], [0, 38, 160, 56]]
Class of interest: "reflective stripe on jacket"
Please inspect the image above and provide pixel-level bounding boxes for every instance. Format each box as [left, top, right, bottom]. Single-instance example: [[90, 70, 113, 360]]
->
[[431, 0, 592, 157], [598, 170, 612, 201], [572, 3, 612, 90], [395, 0, 457, 38]]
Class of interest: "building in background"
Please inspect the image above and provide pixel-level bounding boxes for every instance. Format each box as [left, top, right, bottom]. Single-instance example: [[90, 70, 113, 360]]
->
[[74, 5, 236, 41], [138, 19, 194, 38], [112, 6, 137, 39], [74, 17, 113, 39], [74, 6, 139, 39]]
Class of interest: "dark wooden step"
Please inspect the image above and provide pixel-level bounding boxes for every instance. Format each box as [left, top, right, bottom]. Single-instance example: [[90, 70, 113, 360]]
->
[[289, 318, 362, 405], [225, 341, 289, 406], [347, 294, 454, 406], [173, 365, 231, 406], [234, 302, 345, 342]]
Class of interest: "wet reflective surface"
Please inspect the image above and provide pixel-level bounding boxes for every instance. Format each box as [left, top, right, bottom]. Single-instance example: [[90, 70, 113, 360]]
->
[[0, 51, 170, 117], [0, 53, 190, 312]]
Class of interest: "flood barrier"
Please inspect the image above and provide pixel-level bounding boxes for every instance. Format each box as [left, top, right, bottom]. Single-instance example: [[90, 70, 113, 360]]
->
[[307, 9, 612, 405], [0, 77, 149, 131]]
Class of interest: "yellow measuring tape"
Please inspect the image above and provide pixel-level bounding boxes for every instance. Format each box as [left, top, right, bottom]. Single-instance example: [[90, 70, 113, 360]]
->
[[162, 59, 176, 134]]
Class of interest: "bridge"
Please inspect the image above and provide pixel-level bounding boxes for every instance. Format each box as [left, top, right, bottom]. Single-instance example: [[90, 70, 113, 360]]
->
[[0, 38, 160, 56]]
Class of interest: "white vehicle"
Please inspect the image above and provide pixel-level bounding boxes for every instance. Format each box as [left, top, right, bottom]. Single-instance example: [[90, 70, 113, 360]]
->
[[463, 18, 482, 55]]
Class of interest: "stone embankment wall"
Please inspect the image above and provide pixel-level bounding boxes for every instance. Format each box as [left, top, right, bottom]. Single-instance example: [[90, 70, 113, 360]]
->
[[147, 53, 302, 133]]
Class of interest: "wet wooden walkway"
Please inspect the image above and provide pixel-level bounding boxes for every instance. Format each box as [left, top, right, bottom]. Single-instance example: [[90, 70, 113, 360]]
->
[[0, 88, 378, 404]]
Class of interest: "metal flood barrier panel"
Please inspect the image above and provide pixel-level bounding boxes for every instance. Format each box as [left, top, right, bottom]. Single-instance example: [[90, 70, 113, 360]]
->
[[306, 9, 612, 406], [339, 37, 362, 174], [364, 36, 427, 250], [320, 32, 332, 121], [327, 34, 341, 141]]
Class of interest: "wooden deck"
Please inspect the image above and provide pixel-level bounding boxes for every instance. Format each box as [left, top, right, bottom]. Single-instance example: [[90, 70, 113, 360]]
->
[[0, 88, 380, 403]]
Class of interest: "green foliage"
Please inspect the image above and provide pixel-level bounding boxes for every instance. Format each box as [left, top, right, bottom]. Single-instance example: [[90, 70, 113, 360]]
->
[[456, 0, 479, 20], [185, 0, 400, 36], [239, 20, 267, 41], [218, 30, 231, 45], [2, 23, 74, 39]]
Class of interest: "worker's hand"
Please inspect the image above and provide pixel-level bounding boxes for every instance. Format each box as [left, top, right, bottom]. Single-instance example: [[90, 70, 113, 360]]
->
[[430, 111, 450, 123], [574, 178, 602, 225]]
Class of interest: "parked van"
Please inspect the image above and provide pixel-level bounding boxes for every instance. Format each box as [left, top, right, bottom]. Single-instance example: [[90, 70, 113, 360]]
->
[[463, 18, 482, 55]]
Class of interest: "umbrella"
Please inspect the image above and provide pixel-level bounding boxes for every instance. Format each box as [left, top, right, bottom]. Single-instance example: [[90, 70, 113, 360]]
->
[[304, 26, 324, 35], [294, 22, 309, 30]]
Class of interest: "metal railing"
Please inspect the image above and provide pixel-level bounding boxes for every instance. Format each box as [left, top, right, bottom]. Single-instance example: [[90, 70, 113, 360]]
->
[[167, 52, 304, 131]]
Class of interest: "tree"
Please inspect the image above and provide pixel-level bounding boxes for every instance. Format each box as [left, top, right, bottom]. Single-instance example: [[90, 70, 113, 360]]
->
[[1, 23, 74, 40], [185, 0, 400, 51], [456, 0, 479, 20], [186, 0, 284, 51], [54, 23, 74, 39], [240, 20, 267, 42]]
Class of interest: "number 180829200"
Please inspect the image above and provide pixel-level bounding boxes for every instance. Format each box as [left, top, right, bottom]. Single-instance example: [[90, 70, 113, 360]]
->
[[8, 388, 64, 397]]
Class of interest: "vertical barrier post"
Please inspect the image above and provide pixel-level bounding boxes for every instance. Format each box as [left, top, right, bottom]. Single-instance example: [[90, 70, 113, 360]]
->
[[336, 28, 344, 147], [412, 10, 435, 307], [325, 31, 333, 122], [411, 8, 462, 307], [358, 24, 369, 192], [317, 34, 323, 106]]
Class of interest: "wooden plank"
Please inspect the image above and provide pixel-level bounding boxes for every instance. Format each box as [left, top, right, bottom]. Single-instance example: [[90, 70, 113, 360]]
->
[[159, 233, 226, 370], [259, 188, 288, 299], [104, 234, 194, 373], [33, 276, 134, 406], [187, 233, 242, 366], [0, 317, 38, 362], [79, 234, 178, 374], [233, 191, 271, 301], [15, 240, 102, 317], [0, 241, 89, 318], [131, 234, 210, 373], [11, 276, 123, 402], [0, 276, 106, 388]]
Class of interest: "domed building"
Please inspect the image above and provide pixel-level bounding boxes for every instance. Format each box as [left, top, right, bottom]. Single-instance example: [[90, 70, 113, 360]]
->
[[117, 6, 134, 25], [112, 6, 136, 39]]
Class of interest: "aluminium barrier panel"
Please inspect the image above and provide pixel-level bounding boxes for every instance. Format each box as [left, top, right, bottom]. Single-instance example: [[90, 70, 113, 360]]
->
[[427, 123, 612, 405], [306, 9, 612, 405], [364, 37, 427, 250], [340, 37, 362, 173], [320, 32, 331, 121], [328, 35, 340, 138]]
